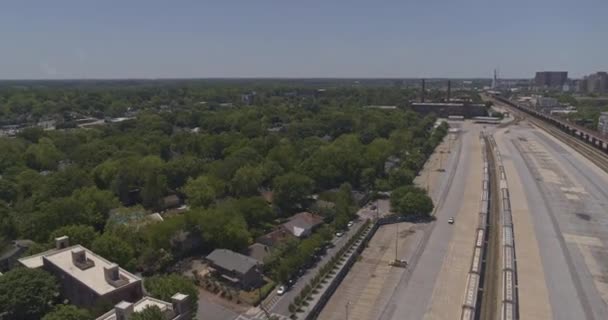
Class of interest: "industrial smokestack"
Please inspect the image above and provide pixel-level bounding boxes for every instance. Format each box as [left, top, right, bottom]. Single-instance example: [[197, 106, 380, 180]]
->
[[421, 79, 426, 102], [447, 80, 451, 102]]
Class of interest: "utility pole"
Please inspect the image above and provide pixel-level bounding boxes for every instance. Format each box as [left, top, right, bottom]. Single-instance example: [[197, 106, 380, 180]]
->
[[259, 285, 271, 319], [346, 301, 351, 320], [395, 223, 399, 262], [375, 201, 379, 221]]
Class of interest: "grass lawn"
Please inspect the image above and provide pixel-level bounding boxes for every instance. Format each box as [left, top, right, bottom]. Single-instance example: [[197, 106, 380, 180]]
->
[[239, 278, 276, 306]]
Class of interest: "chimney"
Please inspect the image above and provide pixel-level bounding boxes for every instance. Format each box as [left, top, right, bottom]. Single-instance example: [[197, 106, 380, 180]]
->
[[114, 301, 134, 320], [55, 236, 69, 249], [104, 263, 128, 287], [421, 79, 426, 102], [104, 264, 119, 281], [72, 248, 94, 270], [447, 80, 451, 102], [71, 248, 86, 264], [171, 293, 190, 315]]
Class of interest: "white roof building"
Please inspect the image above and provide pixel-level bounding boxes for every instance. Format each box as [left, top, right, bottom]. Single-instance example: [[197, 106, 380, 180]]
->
[[96, 293, 191, 320], [18, 236, 143, 308]]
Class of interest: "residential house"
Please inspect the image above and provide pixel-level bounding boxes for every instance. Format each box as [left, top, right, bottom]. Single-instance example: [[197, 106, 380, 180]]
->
[[96, 293, 192, 320], [282, 212, 324, 238], [0, 239, 34, 272], [18, 236, 143, 308], [206, 249, 264, 289], [384, 156, 401, 174], [245, 243, 271, 264], [161, 195, 182, 211], [256, 228, 296, 248]]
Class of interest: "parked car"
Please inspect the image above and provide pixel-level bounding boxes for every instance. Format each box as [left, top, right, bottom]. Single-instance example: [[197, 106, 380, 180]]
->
[[335, 231, 344, 237], [347, 221, 354, 228], [448, 217, 455, 224], [277, 285, 286, 295]]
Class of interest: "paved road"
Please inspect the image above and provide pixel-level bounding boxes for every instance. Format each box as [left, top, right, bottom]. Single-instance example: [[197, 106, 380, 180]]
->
[[495, 123, 608, 320], [267, 218, 367, 316], [378, 121, 482, 320]]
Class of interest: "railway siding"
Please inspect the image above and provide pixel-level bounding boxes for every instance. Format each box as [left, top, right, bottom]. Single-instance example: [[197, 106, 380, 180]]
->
[[487, 135, 519, 320]]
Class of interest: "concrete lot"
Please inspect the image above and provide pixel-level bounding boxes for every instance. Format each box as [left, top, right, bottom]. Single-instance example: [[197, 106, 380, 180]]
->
[[494, 126, 552, 320], [423, 123, 483, 320], [317, 222, 423, 320], [378, 121, 484, 320], [495, 121, 608, 320]]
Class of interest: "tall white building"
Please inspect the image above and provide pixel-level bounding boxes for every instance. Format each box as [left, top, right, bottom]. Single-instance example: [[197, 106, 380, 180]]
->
[[598, 112, 608, 136]]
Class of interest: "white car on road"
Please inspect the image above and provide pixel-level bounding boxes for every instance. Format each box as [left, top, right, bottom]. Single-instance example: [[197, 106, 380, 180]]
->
[[276, 285, 286, 295]]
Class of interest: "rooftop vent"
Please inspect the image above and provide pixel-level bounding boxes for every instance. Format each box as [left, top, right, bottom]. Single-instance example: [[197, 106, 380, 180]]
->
[[71, 248, 95, 270], [114, 301, 134, 320], [55, 236, 69, 249], [171, 293, 190, 315], [104, 264, 128, 288]]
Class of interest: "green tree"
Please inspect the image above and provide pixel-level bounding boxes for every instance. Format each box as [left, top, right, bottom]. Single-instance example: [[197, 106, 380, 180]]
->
[[17, 127, 45, 143], [191, 208, 250, 251], [144, 274, 198, 318], [91, 234, 135, 269], [390, 186, 434, 216], [0, 138, 27, 171], [230, 165, 263, 196], [183, 175, 225, 208], [131, 305, 165, 320], [49, 225, 99, 248], [388, 167, 414, 188], [71, 187, 120, 228], [272, 172, 314, 214], [24, 137, 63, 170], [233, 197, 275, 228], [0, 268, 59, 320], [27, 197, 88, 241], [0, 178, 17, 203], [38, 166, 93, 200], [0, 201, 16, 242], [42, 305, 91, 320], [141, 172, 167, 210]]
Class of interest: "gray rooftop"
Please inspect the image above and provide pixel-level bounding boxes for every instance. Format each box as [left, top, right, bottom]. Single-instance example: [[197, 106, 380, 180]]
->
[[206, 249, 259, 275]]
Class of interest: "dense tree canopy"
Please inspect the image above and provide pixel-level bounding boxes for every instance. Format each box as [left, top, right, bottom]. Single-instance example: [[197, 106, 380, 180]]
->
[[144, 274, 198, 318], [0, 83, 447, 307], [49, 224, 99, 248], [0, 268, 59, 320], [41, 305, 91, 320], [390, 186, 434, 216]]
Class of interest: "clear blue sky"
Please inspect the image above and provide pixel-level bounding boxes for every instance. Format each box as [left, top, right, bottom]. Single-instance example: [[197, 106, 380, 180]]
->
[[1, 0, 606, 79]]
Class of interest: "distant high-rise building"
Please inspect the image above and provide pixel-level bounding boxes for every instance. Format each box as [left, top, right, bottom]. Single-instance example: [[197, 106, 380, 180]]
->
[[491, 69, 498, 89], [598, 112, 608, 135], [581, 72, 608, 94], [534, 71, 568, 89]]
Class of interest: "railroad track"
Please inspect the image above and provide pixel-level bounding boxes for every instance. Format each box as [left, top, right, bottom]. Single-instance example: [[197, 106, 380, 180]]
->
[[478, 136, 501, 320], [493, 99, 608, 174]]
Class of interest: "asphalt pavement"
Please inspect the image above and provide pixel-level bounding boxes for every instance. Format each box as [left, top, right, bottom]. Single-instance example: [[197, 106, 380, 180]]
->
[[496, 123, 608, 320], [378, 121, 479, 320]]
